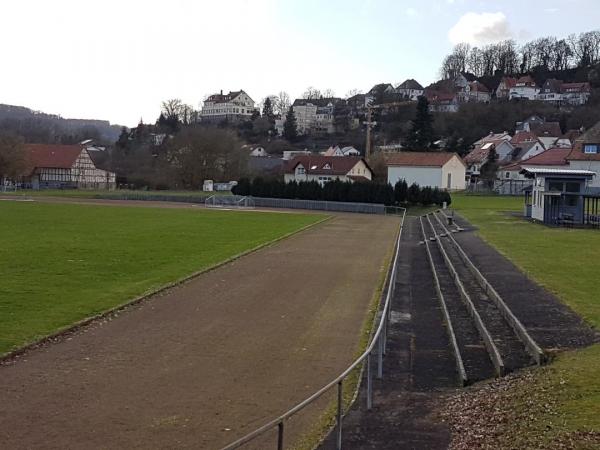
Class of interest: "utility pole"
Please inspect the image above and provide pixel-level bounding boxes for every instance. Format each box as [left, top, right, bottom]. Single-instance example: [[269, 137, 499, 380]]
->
[[364, 100, 412, 160], [363, 107, 377, 161]]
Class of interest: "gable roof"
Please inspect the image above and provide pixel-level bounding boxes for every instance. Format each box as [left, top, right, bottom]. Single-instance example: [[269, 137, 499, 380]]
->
[[516, 75, 536, 86], [498, 77, 518, 89], [206, 90, 252, 104], [530, 121, 562, 137], [568, 121, 600, 161], [511, 131, 539, 145], [469, 81, 489, 93], [397, 79, 423, 90], [24, 144, 84, 174], [386, 152, 464, 168], [504, 147, 572, 171], [284, 155, 368, 176]]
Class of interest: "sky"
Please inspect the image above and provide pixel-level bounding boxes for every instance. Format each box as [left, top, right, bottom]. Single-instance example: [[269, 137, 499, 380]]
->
[[1, 0, 599, 127]]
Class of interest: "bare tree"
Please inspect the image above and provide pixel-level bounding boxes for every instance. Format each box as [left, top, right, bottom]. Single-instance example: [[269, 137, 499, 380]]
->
[[322, 88, 336, 98], [168, 127, 246, 188], [345, 88, 363, 98], [273, 91, 291, 115], [302, 86, 322, 99]]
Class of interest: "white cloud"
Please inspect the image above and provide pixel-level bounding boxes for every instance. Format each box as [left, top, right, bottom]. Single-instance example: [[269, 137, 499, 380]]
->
[[448, 12, 512, 45]]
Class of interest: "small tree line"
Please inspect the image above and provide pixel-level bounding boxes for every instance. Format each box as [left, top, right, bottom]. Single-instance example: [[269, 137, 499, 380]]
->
[[232, 177, 451, 207]]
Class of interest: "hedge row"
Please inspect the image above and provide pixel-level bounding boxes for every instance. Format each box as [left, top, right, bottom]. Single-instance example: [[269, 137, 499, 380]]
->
[[232, 177, 451, 207]]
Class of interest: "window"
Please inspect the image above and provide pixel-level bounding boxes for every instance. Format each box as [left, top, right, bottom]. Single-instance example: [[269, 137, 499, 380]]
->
[[584, 144, 598, 154], [505, 172, 510, 179], [565, 182, 580, 193], [296, 166, 305, 175], [549, 181, 563, 191]]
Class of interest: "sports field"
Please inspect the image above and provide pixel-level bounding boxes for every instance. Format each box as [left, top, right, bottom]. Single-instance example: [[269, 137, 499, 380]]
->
[[0, 201, 323, 355], [452, 194, 600, 448]]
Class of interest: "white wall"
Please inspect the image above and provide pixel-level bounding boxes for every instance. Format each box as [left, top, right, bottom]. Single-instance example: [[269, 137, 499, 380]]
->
[[388, 166, 442, 188], [568, 160, 600, 187], [441, 157, 467, 190]]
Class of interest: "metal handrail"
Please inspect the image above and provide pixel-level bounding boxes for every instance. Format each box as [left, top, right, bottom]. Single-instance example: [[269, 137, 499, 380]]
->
[[221, 208, 406, 450]]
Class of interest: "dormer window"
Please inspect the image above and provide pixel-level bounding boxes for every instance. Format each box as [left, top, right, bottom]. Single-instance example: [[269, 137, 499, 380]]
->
[[296, 165, 305, 175], [584, 144, 599, 154], [323, 163, 331, 170]]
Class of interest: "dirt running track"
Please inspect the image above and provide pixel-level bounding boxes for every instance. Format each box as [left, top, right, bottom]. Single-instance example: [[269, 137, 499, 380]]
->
[[0, 212, 399, 449]]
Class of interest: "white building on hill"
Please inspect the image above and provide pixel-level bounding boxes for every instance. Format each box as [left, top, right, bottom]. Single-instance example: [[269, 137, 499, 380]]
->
[[200, 90, 257, 123]]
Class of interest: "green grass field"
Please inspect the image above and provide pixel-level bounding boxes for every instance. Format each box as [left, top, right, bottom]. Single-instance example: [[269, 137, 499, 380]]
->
[[453, 194, 600, 447], [0, 201, 323, 355]]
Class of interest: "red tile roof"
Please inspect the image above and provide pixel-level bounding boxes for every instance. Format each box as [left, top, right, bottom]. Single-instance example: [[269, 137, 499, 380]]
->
[[386, 151, 463, 167], [504, 147, 571, 171], [464, 146, 490, 164], [568, 121, 600, 161], [284, 155, 368, 176], [511, 131, 538, 145], [24, 144, 83, 174]]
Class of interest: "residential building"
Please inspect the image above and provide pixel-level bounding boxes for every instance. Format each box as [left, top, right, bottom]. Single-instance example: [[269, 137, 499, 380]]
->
[[322, 146, 361, 157], [465, 81, 491, 102], [200, 90, 257, 123], [464, 140, 515, 183], [425, 91, 459, 113], [567, 121, 600, 188], [366, 83, 396, 105], [501, 147, 572, 181], [509, 75, 539, 100], [537, 80, 591, 106], [561, 82, 591, 106], [473, 131, 512, 147], [386, 152, 466, 190], [496, 77, 517, 99], [20, 144, 116, 190], [516, 115, 546, 132], [396, 79, 424, 101], [284, 155, 372, 185], [291, 98, 341, 135]]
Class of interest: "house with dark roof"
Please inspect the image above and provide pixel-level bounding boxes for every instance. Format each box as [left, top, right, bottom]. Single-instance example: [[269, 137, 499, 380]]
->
[[386, 152, 466, 190], [21, 144, 116, 190], [464, 81, 491, 103], [567, 121, 600, 188], [200, 90, 257, 123], [396, 79, 424, 101], [284, 155, 372, 185]]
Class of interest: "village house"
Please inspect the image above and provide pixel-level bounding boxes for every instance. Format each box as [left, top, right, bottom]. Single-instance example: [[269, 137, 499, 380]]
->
[[537, 80, 591, 106], [396, 79, 424, 101], [386, 152, 466, 190], [501, 147, 572, 181], [20, 144, 116, 190], [284, 155, 372, 185], [509, 75, 539, 100], [496, 77, 517, 99], [567, 121, 600, 188], [322, 145, 361, 157], [291, 98, 341, 135], [464, 137, 515, 184], [425, 91, 459, 113], [200, 90, 257, 123], [366, 83, 396, 105], [464, 81, 491, 102]]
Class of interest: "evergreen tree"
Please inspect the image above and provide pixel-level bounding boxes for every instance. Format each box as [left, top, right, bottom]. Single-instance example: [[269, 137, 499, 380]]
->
[[283, 108, 298, 141], [480, 147, 499, 188], [262, 97, 275, 122], [394, 179, 408, 204], [405, 96, 435, 151]]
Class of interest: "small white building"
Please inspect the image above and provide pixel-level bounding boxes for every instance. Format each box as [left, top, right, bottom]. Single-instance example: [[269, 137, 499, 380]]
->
[[509, 75, 540, 100], [396, 79, 424, 101], [284, 155, 372, 185], [386, 152, 466, 190]]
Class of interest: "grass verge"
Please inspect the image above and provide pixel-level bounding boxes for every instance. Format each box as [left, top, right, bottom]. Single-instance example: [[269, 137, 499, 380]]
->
[[448, 194, 600, 448]]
